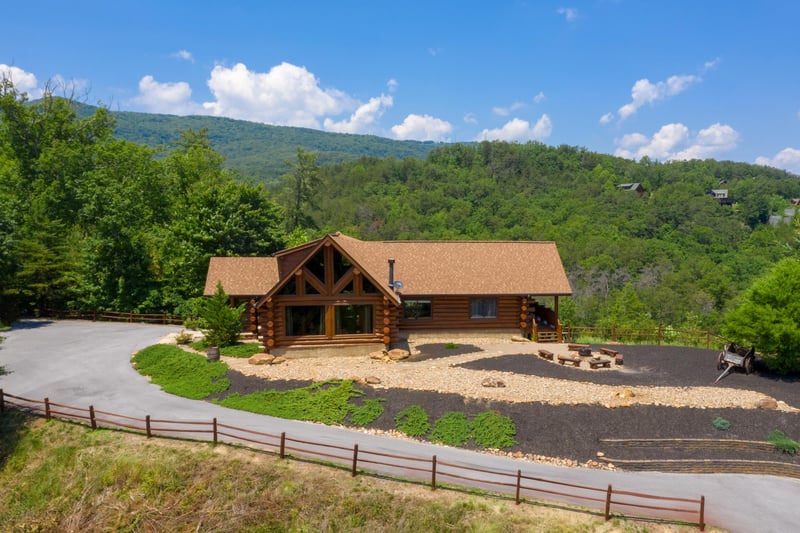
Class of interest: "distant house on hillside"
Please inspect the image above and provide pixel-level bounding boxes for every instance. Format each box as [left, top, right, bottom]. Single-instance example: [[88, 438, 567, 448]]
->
[[708, 189, 733, 205], [204, 233, 573, 356], [769, 208, 797, 226], [617, 183, 644, 195]]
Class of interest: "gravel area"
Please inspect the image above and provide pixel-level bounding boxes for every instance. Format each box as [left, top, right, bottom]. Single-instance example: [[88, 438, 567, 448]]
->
[[215, 340, 800, 468]]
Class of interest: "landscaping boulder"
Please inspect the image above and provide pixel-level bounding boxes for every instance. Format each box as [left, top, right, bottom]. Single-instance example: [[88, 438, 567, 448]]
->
[[364, 375, 382, 385], [387, 348, 410, 361], [369, 350, 388, 360], [249, 354, 274, 365], [270, 356, 287, 365], [757, 397, 778, 410]]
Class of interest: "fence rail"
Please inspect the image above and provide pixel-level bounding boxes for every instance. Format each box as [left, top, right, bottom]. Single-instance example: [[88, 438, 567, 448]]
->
[[565, 324, 726, 350], [42, 308, 186, 325], [0, 389, 705, 530]]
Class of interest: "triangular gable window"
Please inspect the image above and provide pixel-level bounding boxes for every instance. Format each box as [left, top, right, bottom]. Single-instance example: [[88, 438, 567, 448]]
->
[[362, 277, 378, 294], [305, 248, 325, 283], [279, 277, 297, 295]]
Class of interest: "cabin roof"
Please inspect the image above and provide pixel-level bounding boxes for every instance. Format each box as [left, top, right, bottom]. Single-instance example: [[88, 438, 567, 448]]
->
[[204, 233, 573, 299]]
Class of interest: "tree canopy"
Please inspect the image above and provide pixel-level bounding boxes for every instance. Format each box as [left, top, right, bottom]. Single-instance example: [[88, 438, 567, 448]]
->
[[722, 258, 800, 373]]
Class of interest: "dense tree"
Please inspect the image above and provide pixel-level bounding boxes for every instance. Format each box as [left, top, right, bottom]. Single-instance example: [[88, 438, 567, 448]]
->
[[281, 147, 321, 231], [722, 258, 800, 373]]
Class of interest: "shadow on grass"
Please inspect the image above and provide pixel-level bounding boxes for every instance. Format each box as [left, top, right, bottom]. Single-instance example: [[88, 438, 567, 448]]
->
[[0, 410, 34, 469]]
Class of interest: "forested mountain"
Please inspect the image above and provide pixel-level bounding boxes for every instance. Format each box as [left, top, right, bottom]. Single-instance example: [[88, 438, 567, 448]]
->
[[75, 103, 438, 184], [309, 143, 800, 330], [4, 83, 800, 339]]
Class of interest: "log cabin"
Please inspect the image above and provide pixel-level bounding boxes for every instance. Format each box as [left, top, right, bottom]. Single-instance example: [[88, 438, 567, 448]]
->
[[204, 232, 572, 356]]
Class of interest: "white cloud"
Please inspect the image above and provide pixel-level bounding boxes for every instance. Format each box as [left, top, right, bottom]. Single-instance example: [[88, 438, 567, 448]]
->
[[463, 112, 478, 124], [672, 123, 738, 160], [387, 78, 398, 92], [476, 115, 552, 142], [755, 148, 800, 175], [492, 101, 525, 116], [0, 64, 40, 97], [202, 62, 354, 128], [615, 122, 738, 162], [702, 57, 720, 72], [130, 75, 201, 115], [323, 94, 393, 134], [172, 50, 194, 63], [533, 91, 546, 104], [557, 7, 578, 21], [599, 112, 614, 125], [391, 114, 453, 141], [617, 74, 700, 120]]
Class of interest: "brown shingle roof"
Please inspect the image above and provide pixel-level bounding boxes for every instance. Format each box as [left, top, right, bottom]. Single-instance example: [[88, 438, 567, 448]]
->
[[204, 257, 279, 296], [331, 233, 572, 297], [205, 233, 573, 300]]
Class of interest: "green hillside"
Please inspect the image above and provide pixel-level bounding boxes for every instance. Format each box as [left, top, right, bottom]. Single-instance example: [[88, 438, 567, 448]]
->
[[102, 107, 439, 184]]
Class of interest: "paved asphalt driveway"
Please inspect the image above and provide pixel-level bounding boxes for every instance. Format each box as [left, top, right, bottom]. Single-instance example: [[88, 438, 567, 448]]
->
[[2, 320, 798, 532]]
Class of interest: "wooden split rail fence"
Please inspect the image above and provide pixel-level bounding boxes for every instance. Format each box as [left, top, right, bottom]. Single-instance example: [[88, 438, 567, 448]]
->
[[0, 389, 706, 530]]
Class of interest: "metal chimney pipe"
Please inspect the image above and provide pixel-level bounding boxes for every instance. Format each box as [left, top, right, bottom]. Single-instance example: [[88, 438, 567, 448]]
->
[[388, 258, 395, 289]]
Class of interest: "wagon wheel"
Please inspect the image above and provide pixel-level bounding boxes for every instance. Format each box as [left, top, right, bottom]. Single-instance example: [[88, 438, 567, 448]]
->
[[743, 355, 754, 375], [717, 351, 726, 371]]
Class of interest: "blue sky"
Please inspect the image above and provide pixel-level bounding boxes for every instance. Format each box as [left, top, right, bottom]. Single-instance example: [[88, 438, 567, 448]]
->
[[3, 1, 799, 173]]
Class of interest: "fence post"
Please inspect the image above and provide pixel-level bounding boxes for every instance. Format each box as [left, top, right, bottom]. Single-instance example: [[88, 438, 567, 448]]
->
[[45, 397, 51, 420], [0, 389, 4, 413], [146, 415, 151, 438], [604, 484, 612, 521], [129, 311, 133, 323], [351, 444, 359, 477], [706, 329, 711, 350], [699, 495, 705, 531], [431, 455, 437, 491], [212, 418, 218, 445], [280, 432, 286, 459], [89, 405, 96, 429], [515, 469, 522, 504], [658, 324, 662, 345]]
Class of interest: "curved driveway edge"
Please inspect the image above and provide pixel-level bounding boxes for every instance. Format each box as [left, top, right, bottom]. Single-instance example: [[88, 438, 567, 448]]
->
[[1, 320, 797, 533]]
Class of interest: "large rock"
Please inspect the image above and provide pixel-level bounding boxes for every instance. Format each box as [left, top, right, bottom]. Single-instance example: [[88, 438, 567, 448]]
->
[[387, 348, 410, 361], [249, 354, 274, 365], [364, 375, 382, 384], [270, 356, 287, 365], [757, 397, 779, 410], [369, 350, 388, 360]]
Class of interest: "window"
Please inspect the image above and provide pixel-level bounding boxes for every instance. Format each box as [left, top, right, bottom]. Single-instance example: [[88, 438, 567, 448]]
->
[[403, 300, 432, 320], [285, 306, 324, 336], [470, 298, 497, 319], [335, 305, 373, 334]]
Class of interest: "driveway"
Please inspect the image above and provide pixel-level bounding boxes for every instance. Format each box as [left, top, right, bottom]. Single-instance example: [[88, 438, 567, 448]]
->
[[1, 320, 798, 532]]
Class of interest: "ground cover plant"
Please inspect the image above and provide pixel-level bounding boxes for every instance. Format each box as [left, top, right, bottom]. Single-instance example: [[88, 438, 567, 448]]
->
[[132, 344, 230, 399], [217, 380, 381, 425], [189, 339, 263, 357], [767, 430, 800, 455], [394, 405, 431, 437], [2, 413, 651, 532]]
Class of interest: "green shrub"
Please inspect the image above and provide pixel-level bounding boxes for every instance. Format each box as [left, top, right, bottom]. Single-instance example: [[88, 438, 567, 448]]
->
[[712, 417, 731, 431], [445, 342, 459, 349], [394, 406, 431, 437], [132, 344, 230, 399], [189, 281, 246, 347], [174, 330, 193, 345], [349, 399, 385, 426], [218, 380, 363, 425], [470, 411, 517, 449], [767, 430, 800, 455], [220, 343, 263, 358], [430, 412, 470, 447]]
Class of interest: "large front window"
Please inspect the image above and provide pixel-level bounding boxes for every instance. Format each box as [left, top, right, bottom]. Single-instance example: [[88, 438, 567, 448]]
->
[[470, 298, 497, 319], [285, 306, 324, 336], [335, 304, 374, 334]]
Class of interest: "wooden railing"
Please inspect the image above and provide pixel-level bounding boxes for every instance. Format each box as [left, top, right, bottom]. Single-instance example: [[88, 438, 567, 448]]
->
[[0, 389, 706, 530], [565, 324, 726, 350], [42, 308, 186, 325]]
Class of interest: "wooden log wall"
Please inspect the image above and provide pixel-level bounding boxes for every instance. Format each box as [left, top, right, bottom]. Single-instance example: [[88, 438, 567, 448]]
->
[[399, 296, 522, 330]]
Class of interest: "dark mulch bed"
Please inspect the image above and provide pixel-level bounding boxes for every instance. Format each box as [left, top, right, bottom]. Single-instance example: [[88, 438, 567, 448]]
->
[[212, 344, 800, 467]]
